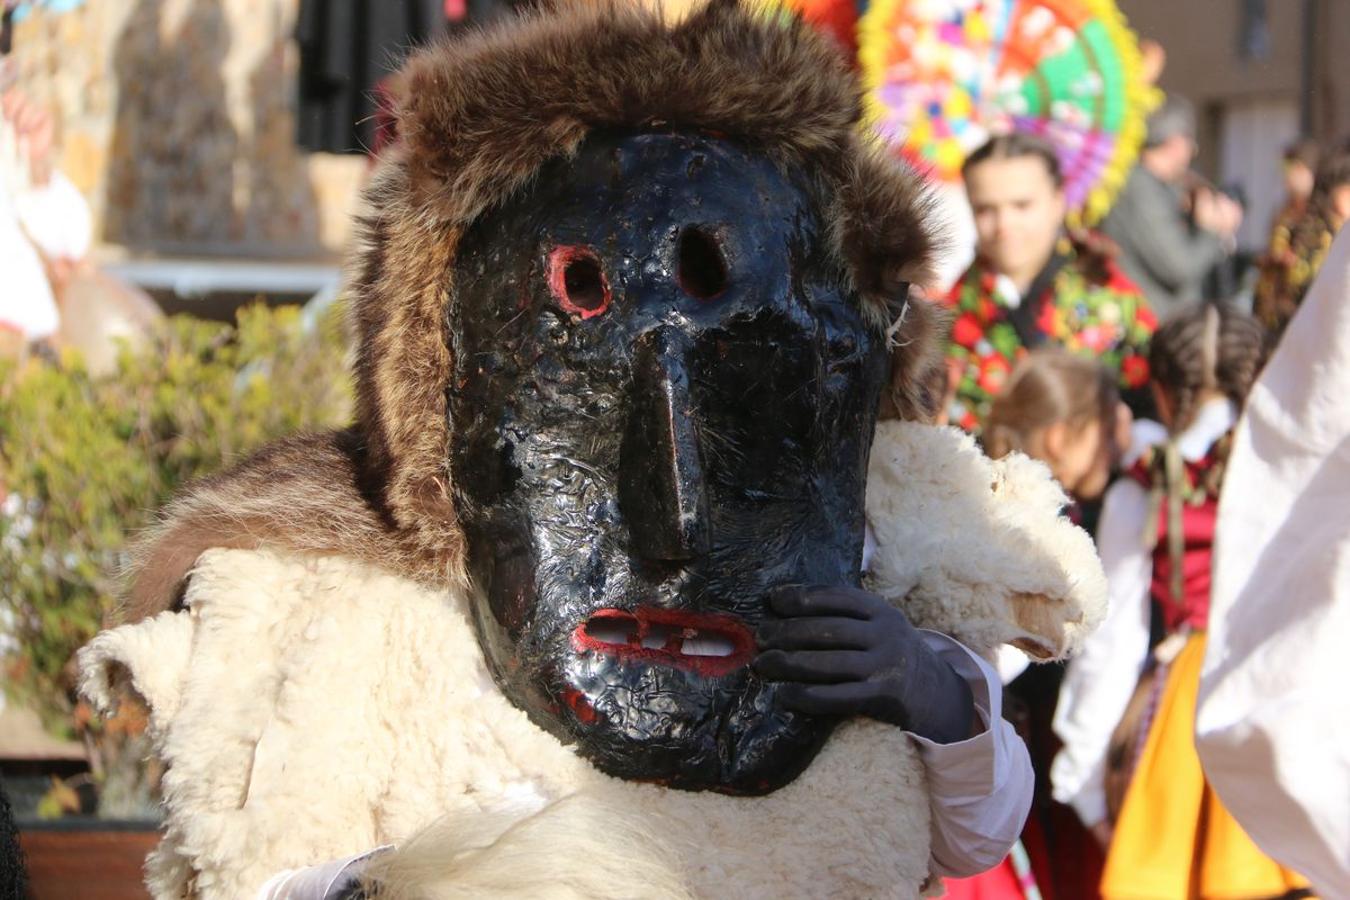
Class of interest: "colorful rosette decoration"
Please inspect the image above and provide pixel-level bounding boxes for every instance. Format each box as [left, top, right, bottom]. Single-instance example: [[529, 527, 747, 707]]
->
[[859, 0, 1157, 224]]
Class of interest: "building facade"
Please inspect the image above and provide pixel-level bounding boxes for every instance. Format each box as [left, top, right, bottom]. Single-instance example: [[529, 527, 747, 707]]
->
[[1118, 0, 1350, 252]]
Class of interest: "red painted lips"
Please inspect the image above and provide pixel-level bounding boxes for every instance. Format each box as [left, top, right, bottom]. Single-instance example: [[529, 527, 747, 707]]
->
[[572, 607, 756, 677]]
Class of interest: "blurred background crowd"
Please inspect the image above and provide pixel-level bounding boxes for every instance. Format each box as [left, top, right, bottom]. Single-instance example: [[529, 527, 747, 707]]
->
[[1, 1, 1349, 898]]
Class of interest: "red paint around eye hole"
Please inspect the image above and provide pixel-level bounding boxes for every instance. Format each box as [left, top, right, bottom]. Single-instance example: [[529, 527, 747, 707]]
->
[[548, 245, 611, 318]]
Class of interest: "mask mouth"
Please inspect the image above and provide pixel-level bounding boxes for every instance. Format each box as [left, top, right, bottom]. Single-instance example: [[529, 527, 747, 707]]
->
[[572, 607, 755, 677]]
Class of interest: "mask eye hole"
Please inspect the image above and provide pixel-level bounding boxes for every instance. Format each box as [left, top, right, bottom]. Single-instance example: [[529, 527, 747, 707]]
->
[[677, 227, 728, 300], [548, 246, 611, 318]]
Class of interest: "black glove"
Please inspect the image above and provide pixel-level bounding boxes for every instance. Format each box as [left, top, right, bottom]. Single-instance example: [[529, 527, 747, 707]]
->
[[754, 585, 976, 745]]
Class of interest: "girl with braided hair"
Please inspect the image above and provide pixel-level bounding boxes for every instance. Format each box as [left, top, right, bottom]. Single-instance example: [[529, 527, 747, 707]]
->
[[1051, 303, 1312, 897]]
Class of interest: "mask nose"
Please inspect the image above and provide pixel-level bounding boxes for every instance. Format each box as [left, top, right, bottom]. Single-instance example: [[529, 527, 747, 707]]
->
[[618, 327, 711, 562]]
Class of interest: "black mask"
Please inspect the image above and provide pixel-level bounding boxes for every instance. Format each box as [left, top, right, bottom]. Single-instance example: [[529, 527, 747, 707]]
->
[[448, 131, 888, 794]]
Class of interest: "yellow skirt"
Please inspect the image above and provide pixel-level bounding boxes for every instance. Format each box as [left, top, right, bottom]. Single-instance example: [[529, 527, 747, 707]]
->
[[1102, 633, 1311, 900]]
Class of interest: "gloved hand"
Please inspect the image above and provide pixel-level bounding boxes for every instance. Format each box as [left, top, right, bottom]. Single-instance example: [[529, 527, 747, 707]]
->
[[754, 585, 976, 745]]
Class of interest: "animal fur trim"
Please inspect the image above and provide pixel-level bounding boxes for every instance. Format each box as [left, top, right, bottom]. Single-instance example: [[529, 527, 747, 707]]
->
[[80, 421, 1107, 898], [121, 430, 459, 624], [84, 548, 933, 900], [359, 795, 692, 900], [881, 297, 953, 424], [121, 0, 940, 623]]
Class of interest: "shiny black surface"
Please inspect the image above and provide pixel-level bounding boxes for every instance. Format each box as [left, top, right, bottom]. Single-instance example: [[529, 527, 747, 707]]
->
[[448, 132, 888, 794]]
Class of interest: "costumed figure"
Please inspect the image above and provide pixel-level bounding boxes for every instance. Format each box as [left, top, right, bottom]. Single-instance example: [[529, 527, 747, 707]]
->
[[1250, 138, 1321, 331], [940, 134, 1154, 432], [1051, 304, 1310, 897], [1253, 147, 1350, 339], [77, 3, 1106, 898]]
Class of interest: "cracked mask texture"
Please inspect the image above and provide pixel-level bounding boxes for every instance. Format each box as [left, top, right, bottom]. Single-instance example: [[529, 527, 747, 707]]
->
[[448, 132, 889, 794]]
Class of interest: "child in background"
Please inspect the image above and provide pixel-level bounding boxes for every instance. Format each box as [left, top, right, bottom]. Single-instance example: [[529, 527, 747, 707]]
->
[[1051, 303, 1310, 898], [983, 351, 1132, 508], [946, 350, 1132, 900]]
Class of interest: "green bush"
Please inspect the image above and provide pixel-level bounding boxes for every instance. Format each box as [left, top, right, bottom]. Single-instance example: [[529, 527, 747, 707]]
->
[[0, 302, 351, 779]]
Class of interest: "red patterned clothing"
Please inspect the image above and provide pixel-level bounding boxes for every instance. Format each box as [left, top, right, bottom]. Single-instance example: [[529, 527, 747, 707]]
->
[[942, 238, 1156, 431], [1124, 437, 1230, 633]]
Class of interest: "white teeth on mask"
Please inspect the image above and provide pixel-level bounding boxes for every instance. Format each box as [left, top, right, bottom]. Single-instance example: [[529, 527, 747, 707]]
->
[[585, 619, 636, 645], [680, 634, 737, 657], [583, 617, 739, 658]]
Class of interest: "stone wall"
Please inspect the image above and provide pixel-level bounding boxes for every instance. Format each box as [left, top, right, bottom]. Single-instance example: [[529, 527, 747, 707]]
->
[[11, 0, 366, 258]]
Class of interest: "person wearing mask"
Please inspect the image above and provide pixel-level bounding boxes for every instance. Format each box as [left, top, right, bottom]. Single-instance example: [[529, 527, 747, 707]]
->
[[1100, 96, 1243, 317], [1050, 304, 1310, 898], [942, 133, 1155, 432]]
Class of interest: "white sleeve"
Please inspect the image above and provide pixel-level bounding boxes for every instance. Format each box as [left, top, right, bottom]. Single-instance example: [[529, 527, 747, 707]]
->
[[0, 196, 60, 339], [912, 631, 1034, 879], [255, 847, 390, 900], [1197, 228, 1350, 896], [13, 170, 93, 261], [1049, 478, 1152, 827], [994, 645, 1031, 685]]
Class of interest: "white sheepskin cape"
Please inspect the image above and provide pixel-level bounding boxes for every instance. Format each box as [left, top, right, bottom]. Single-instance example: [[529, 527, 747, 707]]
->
[[79, 422, 1106, 900]]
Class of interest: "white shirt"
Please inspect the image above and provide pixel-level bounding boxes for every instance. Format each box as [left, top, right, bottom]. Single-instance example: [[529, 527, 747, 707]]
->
[[1195, 228, 1350, 897], [916, 631, 1035, 879], [0, 189, 59, 340], [258, 630, 1033, 899], [1050, 397, 1237, 827]]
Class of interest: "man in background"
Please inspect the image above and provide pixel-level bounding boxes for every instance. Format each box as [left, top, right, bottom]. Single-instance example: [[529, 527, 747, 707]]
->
[[1102, 96, 1242, 316]]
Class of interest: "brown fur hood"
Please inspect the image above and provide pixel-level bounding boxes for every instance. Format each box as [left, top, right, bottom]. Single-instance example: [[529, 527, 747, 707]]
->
[[123, 0, 945, 623]]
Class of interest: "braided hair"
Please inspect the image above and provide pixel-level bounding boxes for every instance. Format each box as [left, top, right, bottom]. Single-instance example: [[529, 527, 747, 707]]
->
[[962, 132, 1064, 187], [1148, 302, 1267, 437], [1142, 303, 1268, 603], [961, 132, 1120, 283]]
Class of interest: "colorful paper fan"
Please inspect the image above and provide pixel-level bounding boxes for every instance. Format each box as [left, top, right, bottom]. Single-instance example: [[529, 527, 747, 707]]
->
[[859, 0, 1158, 224]]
